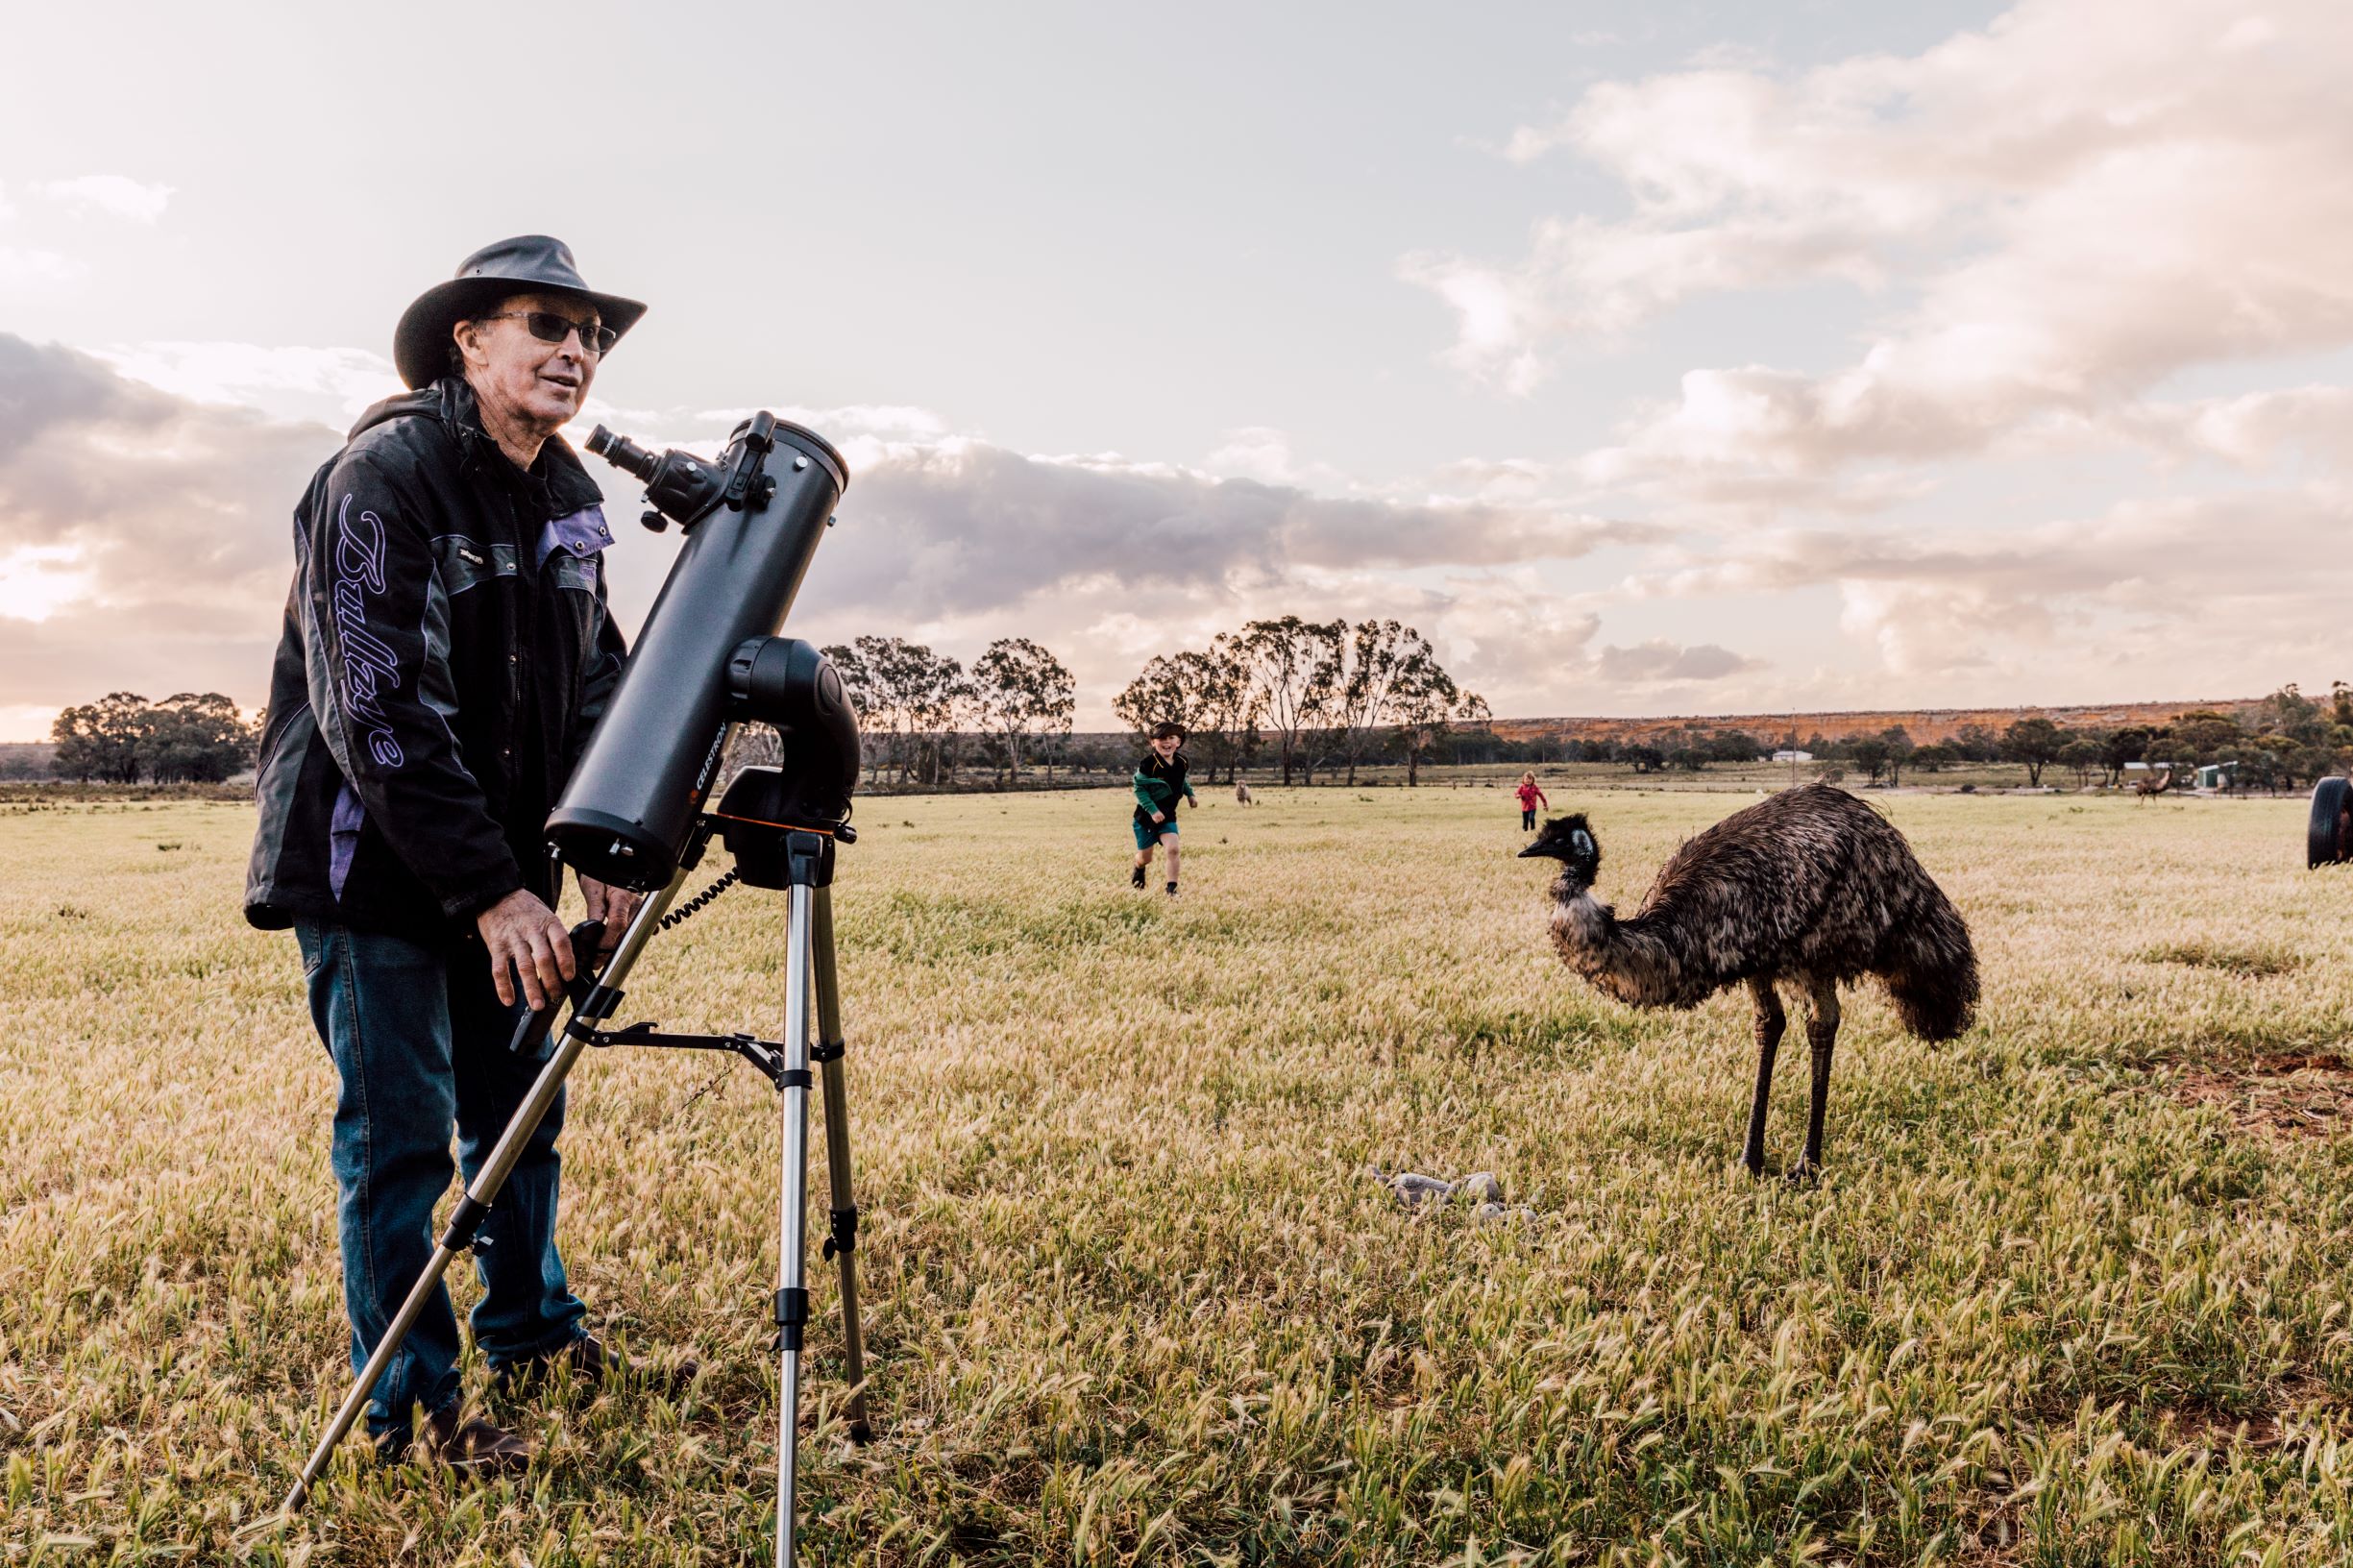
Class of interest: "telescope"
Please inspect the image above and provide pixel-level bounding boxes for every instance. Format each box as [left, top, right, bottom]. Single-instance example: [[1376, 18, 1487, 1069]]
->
[[551, 412, 853, 890], [285, 412, 870, 1568]]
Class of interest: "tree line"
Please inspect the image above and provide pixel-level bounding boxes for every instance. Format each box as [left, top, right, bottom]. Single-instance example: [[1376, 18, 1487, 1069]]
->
[[818, 636, 1078, 788], [802, 618, 1489, 791], [1457, 684, 2353, 793], [1114, 615, 1487, 786], [48, 668, 2351, 797], [50, 692, 257, 784], [1802, 686, 2353, 793]]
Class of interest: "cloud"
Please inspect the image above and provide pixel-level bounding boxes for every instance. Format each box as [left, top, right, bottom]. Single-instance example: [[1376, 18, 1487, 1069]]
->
[[0, 335, 331, 713], [1198, 426, 1352, 491], [2116, 385, 2353, 471], [0, 334, 1683, 731], [37, 175, 174, 223], [1594, 640, 1762, 683], [791, 438, 1652, 630], [95, 341, 402, 422], [0, 545, 95, 622], [748, 438, 1669, 722], [1621, 481, 2353, 690], [1410, 0, 2353, 485]]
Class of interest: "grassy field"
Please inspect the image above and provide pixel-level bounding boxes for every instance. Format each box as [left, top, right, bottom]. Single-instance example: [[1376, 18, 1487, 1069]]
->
[[7, 785, 2353, 1565]]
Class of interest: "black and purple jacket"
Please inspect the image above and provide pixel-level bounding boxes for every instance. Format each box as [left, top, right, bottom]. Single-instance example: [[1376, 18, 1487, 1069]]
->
[[244, 378, 625, 938]]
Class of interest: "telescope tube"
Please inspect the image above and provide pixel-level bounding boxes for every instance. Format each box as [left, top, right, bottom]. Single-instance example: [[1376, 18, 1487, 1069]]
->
[[549, 415, 848, 890]]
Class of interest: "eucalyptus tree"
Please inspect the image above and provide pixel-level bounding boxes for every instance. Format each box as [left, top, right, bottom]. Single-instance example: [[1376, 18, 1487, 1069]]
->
[[971, 637, 1075, 785], [822, 635, 967, 784], [1114, 654, 1200, 738], [1187, 634, 1264, 783], [1238, 615, 1342, 785], [1393, 670, 1487, 786], [1115, 635, 1262, 782], [1321, 619, 1419, 786]]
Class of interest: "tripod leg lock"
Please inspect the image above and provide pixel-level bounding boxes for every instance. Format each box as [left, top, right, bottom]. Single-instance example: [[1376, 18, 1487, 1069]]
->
[[810, 1038, 846, 1064], [563, 983, 627, 1042], [821, 1205, 858, 1261], [440, 1193, 492, 1252], [772, 1286, 809, 1352]]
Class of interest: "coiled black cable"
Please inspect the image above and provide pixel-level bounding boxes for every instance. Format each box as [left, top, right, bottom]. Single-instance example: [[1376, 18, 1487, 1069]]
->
[[661, 868, 740, 930]]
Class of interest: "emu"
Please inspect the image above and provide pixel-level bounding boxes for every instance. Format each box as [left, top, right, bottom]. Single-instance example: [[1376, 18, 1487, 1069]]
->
[[1235, 782, 1255, 805], [1519, 784, 1977, 1177]]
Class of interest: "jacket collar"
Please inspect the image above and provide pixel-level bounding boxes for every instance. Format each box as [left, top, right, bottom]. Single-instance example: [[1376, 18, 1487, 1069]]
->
[[433, 378, 603, 518]]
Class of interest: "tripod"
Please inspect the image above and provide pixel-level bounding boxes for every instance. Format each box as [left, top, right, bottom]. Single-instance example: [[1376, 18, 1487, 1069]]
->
[[282, 809, 872, 1568]]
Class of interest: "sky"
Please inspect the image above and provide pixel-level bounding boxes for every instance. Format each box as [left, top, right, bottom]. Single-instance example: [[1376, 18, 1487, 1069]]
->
[[4, 0, 2350, 739]]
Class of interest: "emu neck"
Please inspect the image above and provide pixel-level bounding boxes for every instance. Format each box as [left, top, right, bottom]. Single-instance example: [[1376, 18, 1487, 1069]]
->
[[1548, 873, 1676, 1006], [1549, 877, 1615, 950]]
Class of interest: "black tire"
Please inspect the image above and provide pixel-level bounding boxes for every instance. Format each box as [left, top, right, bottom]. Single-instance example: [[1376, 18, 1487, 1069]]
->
[[2310, 776, 2352, 868]]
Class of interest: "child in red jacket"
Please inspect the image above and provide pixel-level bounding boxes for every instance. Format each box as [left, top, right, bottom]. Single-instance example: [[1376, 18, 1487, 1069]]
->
[[1515, 772, 1548, 831]]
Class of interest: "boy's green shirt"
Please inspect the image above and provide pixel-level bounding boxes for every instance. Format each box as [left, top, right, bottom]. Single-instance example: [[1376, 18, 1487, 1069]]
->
[[1133, 751, 1196, 821]]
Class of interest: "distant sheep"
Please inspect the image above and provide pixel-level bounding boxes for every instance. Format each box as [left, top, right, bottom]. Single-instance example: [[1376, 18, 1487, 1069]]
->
[[1235, 782, 1254, 805]]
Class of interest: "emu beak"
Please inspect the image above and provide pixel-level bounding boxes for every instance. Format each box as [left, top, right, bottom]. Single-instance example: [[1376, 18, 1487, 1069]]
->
[[1517, 842, 1551, 858]]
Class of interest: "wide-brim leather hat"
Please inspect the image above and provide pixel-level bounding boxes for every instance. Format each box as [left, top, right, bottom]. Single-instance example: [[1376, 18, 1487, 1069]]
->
[[392, 234, 647, 390]]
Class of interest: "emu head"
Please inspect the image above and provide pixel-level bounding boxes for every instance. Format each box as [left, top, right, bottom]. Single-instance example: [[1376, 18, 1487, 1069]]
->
[[1519, 813, 1601, 889]]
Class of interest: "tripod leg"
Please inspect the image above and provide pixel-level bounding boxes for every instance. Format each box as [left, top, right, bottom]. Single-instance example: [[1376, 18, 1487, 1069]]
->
[[280, 871, 685, 1514], [809, 886, 871, 1441], [773, 876, 817, 1568]]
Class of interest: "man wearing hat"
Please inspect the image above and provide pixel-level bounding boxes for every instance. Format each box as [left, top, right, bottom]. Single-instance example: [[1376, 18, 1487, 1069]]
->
[[247, 236, 673, 1469]]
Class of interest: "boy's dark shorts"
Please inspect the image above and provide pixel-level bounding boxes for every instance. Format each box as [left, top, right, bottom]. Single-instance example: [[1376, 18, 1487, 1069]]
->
[[1132, 815, 1177, 851]]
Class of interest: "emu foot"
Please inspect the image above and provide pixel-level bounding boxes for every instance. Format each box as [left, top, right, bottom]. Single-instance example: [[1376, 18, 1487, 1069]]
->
[[1739, 1153, 1821, 1185]]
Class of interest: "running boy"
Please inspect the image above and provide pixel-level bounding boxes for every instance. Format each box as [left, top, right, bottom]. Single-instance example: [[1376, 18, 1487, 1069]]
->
[[1515, 771, 1549, 831], [1131, 721, 1196, 896]]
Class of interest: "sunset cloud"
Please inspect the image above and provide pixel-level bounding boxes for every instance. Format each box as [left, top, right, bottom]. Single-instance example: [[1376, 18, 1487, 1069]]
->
[[1413, 0, 2353, 482], [1616, 482, 2353, 694], [0, 335, 1685, 728]]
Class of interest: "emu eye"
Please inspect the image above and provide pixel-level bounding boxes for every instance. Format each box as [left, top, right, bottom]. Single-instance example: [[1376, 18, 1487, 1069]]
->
[[1572, 830, 1593, 855]]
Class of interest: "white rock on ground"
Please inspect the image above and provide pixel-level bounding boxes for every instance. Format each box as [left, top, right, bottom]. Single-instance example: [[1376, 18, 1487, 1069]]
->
[[1384, 1172, 1456, 1207]]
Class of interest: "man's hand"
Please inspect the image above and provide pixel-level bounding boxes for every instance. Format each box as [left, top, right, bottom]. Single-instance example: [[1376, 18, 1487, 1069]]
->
[[477, 888, 574, 1009], [577, 873, 643, 955]]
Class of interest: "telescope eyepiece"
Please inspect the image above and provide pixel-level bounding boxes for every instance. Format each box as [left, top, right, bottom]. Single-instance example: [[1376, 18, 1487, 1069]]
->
[[587, 425, 727, 528], [586, 425, 661, 483]]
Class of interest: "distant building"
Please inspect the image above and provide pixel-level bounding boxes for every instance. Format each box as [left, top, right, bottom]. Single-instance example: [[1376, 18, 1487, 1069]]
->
[[1771, 749, 1814, 763]]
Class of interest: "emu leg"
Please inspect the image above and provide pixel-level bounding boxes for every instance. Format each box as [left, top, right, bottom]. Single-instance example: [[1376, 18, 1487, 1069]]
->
[[1742, 977, 1785, 1176], [1798, 979, 1841, 1177]]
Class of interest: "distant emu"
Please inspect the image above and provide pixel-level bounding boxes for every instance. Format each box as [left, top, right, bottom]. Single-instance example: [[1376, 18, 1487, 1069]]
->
[[1235, 782, 1255, 806], [1520, 784, 1977, 1177]]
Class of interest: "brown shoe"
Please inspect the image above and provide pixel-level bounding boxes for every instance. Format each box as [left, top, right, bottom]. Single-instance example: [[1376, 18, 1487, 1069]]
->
[[378, 1404, 531, 1475]]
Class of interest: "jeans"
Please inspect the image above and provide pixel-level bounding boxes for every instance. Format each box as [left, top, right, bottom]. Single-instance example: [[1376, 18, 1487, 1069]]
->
[[294, 919, 587, 1439], [1521, 807, 1537, 830]]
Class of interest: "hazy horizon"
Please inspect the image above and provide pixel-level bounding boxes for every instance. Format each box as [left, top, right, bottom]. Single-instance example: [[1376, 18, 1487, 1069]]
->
[[6, 0, 2351, 742]]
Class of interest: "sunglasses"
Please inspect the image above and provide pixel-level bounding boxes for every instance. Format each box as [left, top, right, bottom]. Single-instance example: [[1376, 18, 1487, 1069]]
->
[[478, 310, 619, 356]]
